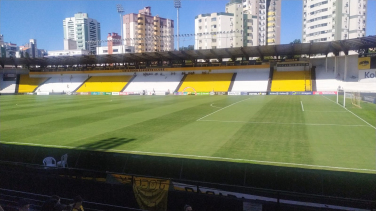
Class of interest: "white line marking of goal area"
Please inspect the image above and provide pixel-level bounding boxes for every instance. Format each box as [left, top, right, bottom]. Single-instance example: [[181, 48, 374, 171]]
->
[[1, 141, 375, 173], [300, 101, 304, 111], [199, 119, 369, 127], [197, 98, 251, 121], [322, 95, 376, 130]]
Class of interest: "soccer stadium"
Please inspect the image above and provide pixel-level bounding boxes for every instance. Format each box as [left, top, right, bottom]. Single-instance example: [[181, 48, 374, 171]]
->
[[1, 37, 376, 211]]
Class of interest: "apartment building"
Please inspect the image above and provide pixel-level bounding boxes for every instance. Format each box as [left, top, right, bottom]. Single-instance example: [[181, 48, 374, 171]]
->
[[302, 0, 367, 43], [195, 0, 281, 49], [63, 13, 101, 54], [123, 7, 174, 53]]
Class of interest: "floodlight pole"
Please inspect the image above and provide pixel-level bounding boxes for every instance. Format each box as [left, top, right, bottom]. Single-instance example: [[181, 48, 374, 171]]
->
[[117, 4, 125, 53], [174, 0, 181, 50]]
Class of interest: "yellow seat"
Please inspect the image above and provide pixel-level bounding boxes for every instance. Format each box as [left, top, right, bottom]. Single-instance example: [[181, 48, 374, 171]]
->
[[77, 76, 133, 92], [271, 70, 311, 92], [178, 73, 233, 92], [18, 75, 48, 93]]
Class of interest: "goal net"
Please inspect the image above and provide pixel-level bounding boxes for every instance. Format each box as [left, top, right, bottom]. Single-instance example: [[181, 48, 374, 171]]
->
[[337, 89, 362, 108], [350, 91, 361, 108]]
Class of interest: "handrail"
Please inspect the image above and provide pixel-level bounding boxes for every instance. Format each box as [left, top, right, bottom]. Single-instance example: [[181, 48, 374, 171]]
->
[[0, 188, 145, 211]]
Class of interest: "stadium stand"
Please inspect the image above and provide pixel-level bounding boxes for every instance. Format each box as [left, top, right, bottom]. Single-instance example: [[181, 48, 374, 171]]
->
[[76, 76, 133, 92], [315, 66, 342, 91], [230, 69, 269, 92], [177, 73, 234, 92], [0, 74, 16, 94], [124, 73, 183, 93], [18, 75, 48, 93], [36, 75, 88, 93], [271, 70, 312, 92], [341, 81, 376, 92]]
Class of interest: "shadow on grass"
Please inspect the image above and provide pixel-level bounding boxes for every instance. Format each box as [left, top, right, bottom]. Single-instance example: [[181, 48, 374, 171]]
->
[[77, 137, 136, 151]]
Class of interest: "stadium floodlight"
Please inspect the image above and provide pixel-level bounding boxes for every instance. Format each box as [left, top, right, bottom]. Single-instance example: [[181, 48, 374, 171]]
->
[[116, 4, 125, 52], [174, 0, 181, 50]]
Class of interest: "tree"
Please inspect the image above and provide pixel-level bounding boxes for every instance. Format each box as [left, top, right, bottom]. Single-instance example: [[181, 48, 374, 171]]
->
[[285, 39, 302, 59], [290, 39, 301, 44]]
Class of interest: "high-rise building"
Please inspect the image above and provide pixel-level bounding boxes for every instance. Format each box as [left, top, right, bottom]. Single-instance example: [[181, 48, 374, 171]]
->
[[96, 32, 135, 55], [63, 13, 101, 54], [0, 35, 4, 46], [123, 7, 174, 53], [302, 0, 367, 43], [195, 0, 281, 50]]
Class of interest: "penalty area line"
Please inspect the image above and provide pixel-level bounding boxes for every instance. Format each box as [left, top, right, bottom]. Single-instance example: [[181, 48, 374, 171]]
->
[[322, 95, 376, 130], [1, 141, 375, 173]]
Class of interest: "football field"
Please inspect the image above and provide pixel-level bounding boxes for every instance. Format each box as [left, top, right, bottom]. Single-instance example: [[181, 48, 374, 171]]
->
[[0, 95, 375, 173]]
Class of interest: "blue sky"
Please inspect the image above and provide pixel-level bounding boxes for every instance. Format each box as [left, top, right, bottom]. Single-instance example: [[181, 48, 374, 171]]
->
[[0, 0, 375, 51]]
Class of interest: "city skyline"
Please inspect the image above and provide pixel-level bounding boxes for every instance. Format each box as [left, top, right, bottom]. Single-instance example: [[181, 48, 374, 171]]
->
[[0, 0, 375, 52]]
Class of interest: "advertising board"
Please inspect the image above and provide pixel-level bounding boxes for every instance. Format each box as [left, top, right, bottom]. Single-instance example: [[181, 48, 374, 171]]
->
[[248, 92, 267, 95], [228, 92, 241, 95], [269, 92, 312, 95], [36, 92, 49, 95], [313, 91, 337, 95], [363, 96, 376, 104], [112, 92, 119, 95], [155, 92, 166, 95]]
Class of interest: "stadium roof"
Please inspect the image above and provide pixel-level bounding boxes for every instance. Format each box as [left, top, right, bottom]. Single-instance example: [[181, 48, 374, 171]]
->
[[1, 36, 376, 68]]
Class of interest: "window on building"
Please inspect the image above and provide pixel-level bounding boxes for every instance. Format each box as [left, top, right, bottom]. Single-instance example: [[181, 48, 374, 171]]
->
[[113, 49, 118, 52], [103, 50, 108, 53], [211, 17, 216, 21]]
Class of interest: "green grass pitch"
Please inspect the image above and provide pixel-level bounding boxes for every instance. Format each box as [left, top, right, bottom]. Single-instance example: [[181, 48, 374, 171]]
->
[[1, 95, 375, 173]]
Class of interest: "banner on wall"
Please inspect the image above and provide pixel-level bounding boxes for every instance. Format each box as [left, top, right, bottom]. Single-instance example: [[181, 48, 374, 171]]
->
[[359, 70, 376, 80], [133, 176, 170, 211], [106, 174, 170, 211], [358, 57, 371, 70], [112, 92, 119, 95]]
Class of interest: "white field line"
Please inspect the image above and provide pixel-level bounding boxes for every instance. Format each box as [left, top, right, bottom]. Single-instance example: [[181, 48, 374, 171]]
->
[[210, 103, 222, 109], [1, 141, 375, 173], [300, 101, 304, 112], [304, 111, 347, 113], [197, 98, 251, 121], [322, 95, 376, 130], [198, 119, 369, 127]]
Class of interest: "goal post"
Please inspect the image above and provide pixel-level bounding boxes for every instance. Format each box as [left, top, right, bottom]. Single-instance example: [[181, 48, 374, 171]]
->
[[337, 89, 345, 107]]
